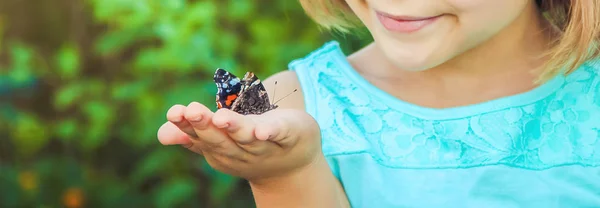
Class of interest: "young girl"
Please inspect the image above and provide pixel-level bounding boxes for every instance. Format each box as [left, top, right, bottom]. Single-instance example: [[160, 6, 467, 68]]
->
[[158, 0, 600, 207]]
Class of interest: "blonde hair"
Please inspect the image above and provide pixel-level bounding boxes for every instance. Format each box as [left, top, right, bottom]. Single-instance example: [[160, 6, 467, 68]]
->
[[299, 0, 600, 82]]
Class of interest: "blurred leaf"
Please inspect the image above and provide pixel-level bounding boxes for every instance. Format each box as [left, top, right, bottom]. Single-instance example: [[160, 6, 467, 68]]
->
[[55, 118, 78, 142], [0, 166, 20, 207], [156, 0, 186, 13], [117, 2, 152, 28], [111, 79, 151, 101], [131, 149, 174, 185], [227, 1, 254, 20], [200, 159, 240, 204], [94, 181, 129, 207], [0, 103, 18, 122], [54, 43, 81, 79], [7, 42, 36, 84], [9, 113, 49, 157], [9, 42, 33, 67], [164, 78, 214, 108], [90, 0, 129, 21], [134, 93, 165, 146], [133, 48, 161, 71], [153, 177, 198, 208], [249, 18, 286, 42], [80, 101, 114, 151], [210, 172, 238, 204], [154, 17, 177, 41], [95, 29, 143, 55], [185, 1, 217, 24], [91, 82, 108, 96], [54, 82, 83, 110]]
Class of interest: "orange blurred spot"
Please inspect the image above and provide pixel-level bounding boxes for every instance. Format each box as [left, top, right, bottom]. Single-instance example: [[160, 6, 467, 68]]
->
[[18, 171, 37, 191], [62, 187, 85, 208], [225, 94, 237, 106]]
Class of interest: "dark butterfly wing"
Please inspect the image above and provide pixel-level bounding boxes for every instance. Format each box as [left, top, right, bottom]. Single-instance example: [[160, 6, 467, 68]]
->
[[214, 68, 242, 109], [230, 72, 277, 115]]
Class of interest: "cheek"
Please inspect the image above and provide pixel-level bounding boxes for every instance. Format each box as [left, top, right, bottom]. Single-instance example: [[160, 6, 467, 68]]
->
[[448, 0, 528, 30], [449, 0, 528, 46]]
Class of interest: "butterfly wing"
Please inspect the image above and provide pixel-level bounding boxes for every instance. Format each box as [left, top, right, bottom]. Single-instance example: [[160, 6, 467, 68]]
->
[[230, 72, 277, 115], [214, 68, 242, 109]]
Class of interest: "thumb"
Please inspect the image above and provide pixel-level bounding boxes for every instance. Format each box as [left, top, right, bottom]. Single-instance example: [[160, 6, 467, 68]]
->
[[157, 121, 193, 145], [253, 109, 320, 147]]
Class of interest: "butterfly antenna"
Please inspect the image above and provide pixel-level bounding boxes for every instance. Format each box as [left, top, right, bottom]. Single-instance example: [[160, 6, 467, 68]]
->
[[273, 89, 298, 104], [271, 81, 278, 105]]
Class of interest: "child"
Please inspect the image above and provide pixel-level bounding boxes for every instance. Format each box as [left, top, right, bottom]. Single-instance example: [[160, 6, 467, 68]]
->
[[158, 0, 600, 207]]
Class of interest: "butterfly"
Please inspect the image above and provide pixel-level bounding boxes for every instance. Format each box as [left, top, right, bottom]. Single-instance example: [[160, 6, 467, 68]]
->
[[213, 68, 277, 115]]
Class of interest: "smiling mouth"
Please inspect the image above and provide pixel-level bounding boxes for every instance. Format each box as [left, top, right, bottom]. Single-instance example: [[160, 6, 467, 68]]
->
[[375, 11, 442, 33]]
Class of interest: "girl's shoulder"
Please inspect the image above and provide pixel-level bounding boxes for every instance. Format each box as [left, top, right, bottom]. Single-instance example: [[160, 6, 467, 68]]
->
[[262, 70, 304, 111], [562, 57, 600, 96], [262, 41, 348, 111], [263, 41, 344, 110], [582, 57, 600, 75]]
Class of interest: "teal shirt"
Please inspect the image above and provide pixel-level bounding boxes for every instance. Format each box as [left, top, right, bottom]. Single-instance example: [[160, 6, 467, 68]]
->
[[289, 41, 600, 207]]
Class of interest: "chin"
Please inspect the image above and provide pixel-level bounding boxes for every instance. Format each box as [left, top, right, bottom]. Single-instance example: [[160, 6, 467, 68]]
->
[[380, 47, 445, 72], [372, 33, 453, 72]]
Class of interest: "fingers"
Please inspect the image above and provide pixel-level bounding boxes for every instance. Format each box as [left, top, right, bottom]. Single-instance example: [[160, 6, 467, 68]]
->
[[254, 109, 318, 147], [183, 102, 227, 144], [163, 102, 248, 160], [253, 114, 287, 142], [157, 121, 193, 145], [183, 102, 250, 160], [212, 109, 257, 145], [166, 104, 198, 138], [163, 102, 288, 160], [157, 121, 203, 155], [181, 142, 205, 155], [212, 108, 281, 155]]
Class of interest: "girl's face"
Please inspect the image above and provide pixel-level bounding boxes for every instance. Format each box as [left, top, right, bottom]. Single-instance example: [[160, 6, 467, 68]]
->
[[344, 0, 534, 71]]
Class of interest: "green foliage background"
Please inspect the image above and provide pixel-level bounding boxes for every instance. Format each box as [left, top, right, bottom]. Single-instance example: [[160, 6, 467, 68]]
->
[[0, 0, 371, 207]]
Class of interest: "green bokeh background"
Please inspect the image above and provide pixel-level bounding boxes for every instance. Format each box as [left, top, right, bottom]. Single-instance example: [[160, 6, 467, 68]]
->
[[0, 0, 371, 207]]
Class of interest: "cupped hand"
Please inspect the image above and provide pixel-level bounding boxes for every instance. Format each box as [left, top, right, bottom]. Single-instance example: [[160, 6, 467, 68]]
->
[[157, 102, 322, 182]]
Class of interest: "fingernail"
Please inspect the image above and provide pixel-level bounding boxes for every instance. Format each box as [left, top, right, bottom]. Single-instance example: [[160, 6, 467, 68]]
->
[[261, 134, 272, 141], [181, 143, 193, 149], [188, 115, 202, 122], [218, 123, 229, 129], [190, 117, 202, 122]]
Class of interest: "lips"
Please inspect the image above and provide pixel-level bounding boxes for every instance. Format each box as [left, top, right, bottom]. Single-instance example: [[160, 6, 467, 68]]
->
[[376, 12, 442, 33]]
